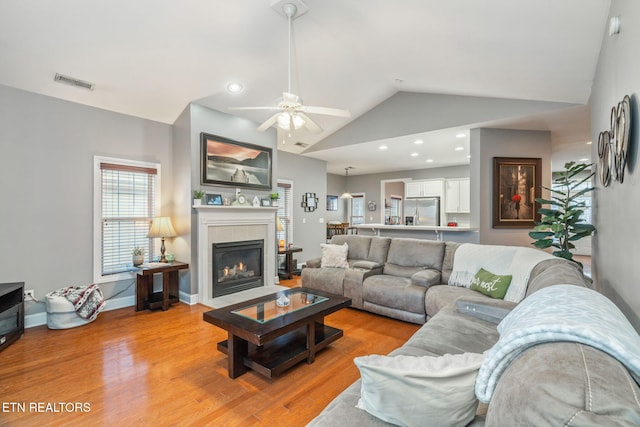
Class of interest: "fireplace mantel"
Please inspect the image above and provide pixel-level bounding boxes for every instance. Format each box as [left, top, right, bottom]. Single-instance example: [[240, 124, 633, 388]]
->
[[195, 205, 278, 307]]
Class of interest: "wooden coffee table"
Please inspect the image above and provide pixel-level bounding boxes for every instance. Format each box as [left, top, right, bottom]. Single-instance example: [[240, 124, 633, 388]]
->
[[203, 287, 351, 379]]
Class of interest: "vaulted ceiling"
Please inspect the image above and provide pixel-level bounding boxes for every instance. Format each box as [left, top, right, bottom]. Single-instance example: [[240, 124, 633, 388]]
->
[[0, 0, 610, 173]]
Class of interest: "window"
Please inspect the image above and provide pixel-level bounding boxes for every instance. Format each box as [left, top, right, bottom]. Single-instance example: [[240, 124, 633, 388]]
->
[[390, 196, 402, 218], [276, 180, 293, 245], [94, 157, 161, 282], [351, 194, 365, 225]]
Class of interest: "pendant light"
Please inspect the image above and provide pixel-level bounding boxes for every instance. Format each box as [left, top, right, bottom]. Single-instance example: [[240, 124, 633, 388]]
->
[[340, 167, 353, 199]]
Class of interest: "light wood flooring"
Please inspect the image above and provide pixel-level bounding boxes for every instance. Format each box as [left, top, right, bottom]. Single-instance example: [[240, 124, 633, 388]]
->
[[0, 278, 419, 426]]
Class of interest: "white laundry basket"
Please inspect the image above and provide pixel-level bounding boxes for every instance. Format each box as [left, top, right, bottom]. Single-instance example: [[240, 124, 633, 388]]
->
[[45, 285, 104, 329]]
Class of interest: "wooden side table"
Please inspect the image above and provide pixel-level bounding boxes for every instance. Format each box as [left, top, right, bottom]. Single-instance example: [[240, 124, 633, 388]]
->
[[278, 247, 302, 280], [136, 262, 189, 311]]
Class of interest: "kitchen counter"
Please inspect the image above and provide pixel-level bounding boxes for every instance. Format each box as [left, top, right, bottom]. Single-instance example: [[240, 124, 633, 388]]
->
[[352, 224, 478, 243]]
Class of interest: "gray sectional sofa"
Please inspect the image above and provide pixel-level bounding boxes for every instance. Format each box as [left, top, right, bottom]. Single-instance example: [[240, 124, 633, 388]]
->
[[303, 235, 640, 426]]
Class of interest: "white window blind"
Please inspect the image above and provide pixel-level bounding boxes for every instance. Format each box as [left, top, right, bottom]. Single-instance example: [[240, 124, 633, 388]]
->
[[351, 194, 365, 225], [100, 162, 157, 276], [276, 181, 293, 245]]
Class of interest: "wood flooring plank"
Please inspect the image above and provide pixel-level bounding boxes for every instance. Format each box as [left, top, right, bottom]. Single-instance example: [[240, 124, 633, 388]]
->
[[0, 278, 419, 426]]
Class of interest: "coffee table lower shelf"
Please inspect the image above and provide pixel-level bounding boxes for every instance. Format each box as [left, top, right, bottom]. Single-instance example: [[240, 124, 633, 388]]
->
[[217, 323, 342, 378]]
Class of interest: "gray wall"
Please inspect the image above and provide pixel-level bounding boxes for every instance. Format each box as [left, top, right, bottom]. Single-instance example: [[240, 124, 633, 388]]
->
[[0, 84, 173, 315], [326, 173, 348, 223], [278, 151, 328, 263], [590, 0, 640, 329], [471, 128, 552, 246]]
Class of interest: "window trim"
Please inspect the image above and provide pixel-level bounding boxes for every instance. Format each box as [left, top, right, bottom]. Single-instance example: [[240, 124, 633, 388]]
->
[[93, 156, 162, 283], [350, 193, 365, 225]]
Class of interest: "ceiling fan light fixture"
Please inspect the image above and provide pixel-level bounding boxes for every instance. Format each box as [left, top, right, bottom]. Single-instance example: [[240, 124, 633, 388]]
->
[[277, 112, 304, 130]]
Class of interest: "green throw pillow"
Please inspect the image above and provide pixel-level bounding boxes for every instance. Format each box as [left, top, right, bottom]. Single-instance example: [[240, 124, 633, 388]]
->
[[470, 268, 512, 299]]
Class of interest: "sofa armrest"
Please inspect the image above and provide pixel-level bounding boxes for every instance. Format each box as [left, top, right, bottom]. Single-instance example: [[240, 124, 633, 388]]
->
[[454, 296, 517, 324], [411, 269, 442, 289], [306, 257, 322, 268], [344, 267, 383, 309], [352, 260, 382, 270]]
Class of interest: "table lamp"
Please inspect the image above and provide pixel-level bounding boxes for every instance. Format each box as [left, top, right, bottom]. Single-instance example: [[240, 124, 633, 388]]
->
[[148, 216, 177, 262]]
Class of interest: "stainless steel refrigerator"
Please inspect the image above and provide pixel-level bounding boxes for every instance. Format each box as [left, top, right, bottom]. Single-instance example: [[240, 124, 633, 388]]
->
[[407, 197, 440, 226]]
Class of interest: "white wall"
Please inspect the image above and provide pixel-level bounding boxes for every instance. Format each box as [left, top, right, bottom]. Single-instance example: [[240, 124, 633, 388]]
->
[[590, 0, 640, 330], [0, 85, 173, 315]]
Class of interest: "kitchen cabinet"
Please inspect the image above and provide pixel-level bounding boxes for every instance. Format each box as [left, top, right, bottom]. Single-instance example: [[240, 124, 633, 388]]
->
[[405, 180, 443, 198], [445, 178, 470, 213]]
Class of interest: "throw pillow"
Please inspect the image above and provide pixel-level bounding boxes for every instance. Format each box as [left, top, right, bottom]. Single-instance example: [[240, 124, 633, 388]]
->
[[470, 268, 512, 299], [354, 352, 485, 427], [320, 243, 349, 268]]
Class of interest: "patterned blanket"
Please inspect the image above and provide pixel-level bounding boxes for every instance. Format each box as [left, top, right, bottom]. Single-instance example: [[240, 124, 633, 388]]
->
[[50, 284, 106, 321], [475, 284, 640, 403]]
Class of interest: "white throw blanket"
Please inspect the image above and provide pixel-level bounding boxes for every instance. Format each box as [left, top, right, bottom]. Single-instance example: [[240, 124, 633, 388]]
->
[[50, 284, 106, 321], [448, 243, 553, 302], [475, 285, 640, 403]]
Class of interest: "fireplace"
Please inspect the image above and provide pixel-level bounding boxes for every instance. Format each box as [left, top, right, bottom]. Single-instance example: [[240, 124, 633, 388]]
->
[[212, 239, 264, 297]]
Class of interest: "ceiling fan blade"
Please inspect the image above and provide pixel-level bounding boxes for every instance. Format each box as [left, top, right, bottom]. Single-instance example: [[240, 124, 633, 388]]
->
[[257, 113, 281, 132], [300, 105, 351, 118], [298, 113, 323, 133], [228, 106, 282, 111]]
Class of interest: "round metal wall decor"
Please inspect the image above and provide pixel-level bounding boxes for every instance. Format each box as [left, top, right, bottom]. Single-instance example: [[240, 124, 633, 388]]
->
[[598, 95, 631, 187]]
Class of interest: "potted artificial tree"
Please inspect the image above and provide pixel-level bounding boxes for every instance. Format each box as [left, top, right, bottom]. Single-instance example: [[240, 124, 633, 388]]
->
[[193, 189, 205, 206], [528, 161, 596, 267]]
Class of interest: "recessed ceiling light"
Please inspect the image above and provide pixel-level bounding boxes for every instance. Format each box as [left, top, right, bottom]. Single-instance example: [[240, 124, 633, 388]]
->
[[414, 139, 424, 145], [410, 152, 419, 157], [227, 82, 244, 93], [456, 133, 466, 138], [579, 158, 590, 162], [455, 146, 464, 151], [467, 155, 471, 159], [379, 145, 388, 150], [426, 159, 434, 163], [586, 141, 593, 145]]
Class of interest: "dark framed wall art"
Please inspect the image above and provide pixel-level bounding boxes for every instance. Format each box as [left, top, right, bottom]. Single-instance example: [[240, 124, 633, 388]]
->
[[492, 157, 542, 228], [326, 195, 338, 211], [200, 132, 272, 190]]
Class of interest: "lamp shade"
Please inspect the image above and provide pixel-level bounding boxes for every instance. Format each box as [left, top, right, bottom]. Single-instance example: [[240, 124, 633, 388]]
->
[[276, 216, 284, 232], [147, 217, 177, 238]]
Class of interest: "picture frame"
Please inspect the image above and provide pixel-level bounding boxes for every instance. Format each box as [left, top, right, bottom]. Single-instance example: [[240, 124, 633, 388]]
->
[[326, 195, 338, 211], [301, 192, 319, 212], [493, 157, 542, 228], [200, 132, 272, 190], [261, 199, 271, 207], [204, 193, 223, 206]]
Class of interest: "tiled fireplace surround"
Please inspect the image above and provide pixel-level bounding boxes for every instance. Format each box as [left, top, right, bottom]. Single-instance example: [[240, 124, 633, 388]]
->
[[195, 206, 279, 307]]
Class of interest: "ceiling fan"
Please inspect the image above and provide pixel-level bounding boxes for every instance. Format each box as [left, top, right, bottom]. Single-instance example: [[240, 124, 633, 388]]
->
[[229, 2, 351, 134]]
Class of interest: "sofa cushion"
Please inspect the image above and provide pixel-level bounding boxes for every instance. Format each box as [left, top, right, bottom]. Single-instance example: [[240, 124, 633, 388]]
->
[[486, 342, 640, 425], [331, 235, 372, 260], [354, 352, 485, 427], [367, 237, 392, 264], [321, 243, 349, 268], [363, 276, 426, 315], [425, 285, 486, 318], [470, 268, 512, 299], [402, 304, 500, 357], [352, 260, 382, 270], [410, 269, 441, 288], [385, 238, 446, 269]]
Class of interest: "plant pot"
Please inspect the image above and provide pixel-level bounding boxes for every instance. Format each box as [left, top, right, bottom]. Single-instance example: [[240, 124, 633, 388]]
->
[[271, 200, 279, 207], [132, 255, 144, 266], [193, 199, 202, 206]]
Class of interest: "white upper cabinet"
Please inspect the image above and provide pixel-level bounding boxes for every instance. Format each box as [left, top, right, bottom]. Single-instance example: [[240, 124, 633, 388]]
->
[[405, 180, 443, 198], [445, 178, 470, 213]]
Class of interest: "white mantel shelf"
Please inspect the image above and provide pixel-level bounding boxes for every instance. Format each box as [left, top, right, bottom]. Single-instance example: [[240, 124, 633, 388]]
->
[[193, 205, 278, 211]]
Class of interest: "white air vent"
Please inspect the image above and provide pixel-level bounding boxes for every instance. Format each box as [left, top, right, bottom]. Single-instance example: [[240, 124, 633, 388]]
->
[[294, 142, 309, 148], [54, 73, 95, 91]]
